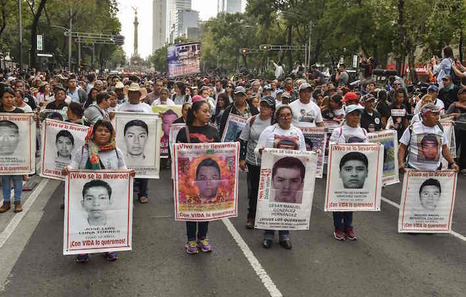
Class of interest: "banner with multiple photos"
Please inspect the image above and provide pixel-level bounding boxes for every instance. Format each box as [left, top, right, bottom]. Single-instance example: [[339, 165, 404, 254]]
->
[[300, 127, 327, 178], [0, 113, 36, 175], [325, 143, 383, 212], [152, 105, 182, 159], [398, 170, 457, 233], [63, 170, 133, 255], [221, 114, 248, 142], [368, 130, 399, 185], [40, 119, 89, 180], [113, 112, 161, 178], [254, 149, 318, 230], [167, 42, 201, 78], [173, 142, 239, 221]]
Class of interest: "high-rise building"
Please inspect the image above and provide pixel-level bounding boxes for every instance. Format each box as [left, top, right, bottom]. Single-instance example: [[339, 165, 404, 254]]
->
[[175, 10, 199, 37], [168, 0, 192, 40], [152, 0, 167, 52], [217, 0, 241, 14]]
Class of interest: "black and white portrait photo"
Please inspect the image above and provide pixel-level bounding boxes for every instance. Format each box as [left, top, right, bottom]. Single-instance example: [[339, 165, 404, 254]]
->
[[271, 156, 305, 204]]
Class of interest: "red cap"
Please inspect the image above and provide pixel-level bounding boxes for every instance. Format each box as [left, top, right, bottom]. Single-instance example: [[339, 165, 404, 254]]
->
[[342, 92, 359, 103], [192, 95, 204, 103]]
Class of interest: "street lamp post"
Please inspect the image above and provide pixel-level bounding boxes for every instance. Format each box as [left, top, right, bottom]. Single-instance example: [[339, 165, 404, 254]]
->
[[18, 0, 22, 70], [69, 8, 72, 71]]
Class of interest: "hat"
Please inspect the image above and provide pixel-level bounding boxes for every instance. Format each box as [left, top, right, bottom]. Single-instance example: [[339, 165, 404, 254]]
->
[[234, 86, 246, 95], [363, 94, 376, 102], [260, 95, 275, 108], [276, 89, 284, 95], [458, 87, 466, 95], [53, 84, 66, 92], [298, 83, 313, 92], [442, 75, 452, 81], [393, 80, 402, 85], [263, 84, 272, 91], [192, 95, 204, 103], [128, 82, 141, 92], [282, 92, 291, 99], [115, 82, 124, 89], [427, 84, 439, 92], [345, 104, 364, 117], [342, 92, 359, 103], [420, 103, 441, 115]]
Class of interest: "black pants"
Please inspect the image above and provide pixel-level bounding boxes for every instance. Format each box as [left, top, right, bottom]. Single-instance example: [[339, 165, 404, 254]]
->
[[136, 178, 148, 197], [246, 163, 261, 219], [186, 222, 209, 241], [455, 128, 466, 170]]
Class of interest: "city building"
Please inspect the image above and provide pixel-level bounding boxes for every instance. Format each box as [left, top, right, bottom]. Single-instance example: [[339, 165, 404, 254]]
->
[[175, 10, 199, 37], [152, 0, 167, 52], [168, 0, 192, 41], [217, 0, 241, 14]]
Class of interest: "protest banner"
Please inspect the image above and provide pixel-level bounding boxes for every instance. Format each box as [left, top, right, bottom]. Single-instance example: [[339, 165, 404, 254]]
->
[[368, 130, 399, 185], [221, 114, 248, 142], [152, 105, 182, 159], [39, 109, 68, 122], [398, 170, 457, 233], [173, 142, 239, 221], [300, 127, 327, 178], [40, 119, 89, 180], [0, 113, 35, 175], [167, 42, 201, 78], [114, 112, 161, 178], [169, 123, 185, 179], [254, 149, 317, 230], [325, 143, 383, 211], [63, 170, 133, 255]]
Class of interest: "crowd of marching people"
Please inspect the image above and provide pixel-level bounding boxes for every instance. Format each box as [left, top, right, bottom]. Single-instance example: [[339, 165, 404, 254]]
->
[[0, 45, 464, 260]]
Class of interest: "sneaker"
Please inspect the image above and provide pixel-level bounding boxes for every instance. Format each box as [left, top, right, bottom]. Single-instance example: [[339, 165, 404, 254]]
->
[[76, 254, 90, 263], [334, 229, 345, 241], [197, 238, 212, 253], [104, 252, 118, 261], [279, 240, 292, 249], [263, 239, 273, 249], [185, 240, 198, 254], [345, 228, 357, 240]]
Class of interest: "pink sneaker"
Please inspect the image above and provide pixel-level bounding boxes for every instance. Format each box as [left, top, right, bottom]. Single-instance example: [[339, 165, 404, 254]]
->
[[345, 228, 357, 240], [334, 229, 345, 241]]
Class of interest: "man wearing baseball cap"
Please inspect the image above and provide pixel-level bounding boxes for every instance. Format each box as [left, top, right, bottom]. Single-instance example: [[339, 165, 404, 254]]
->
[[289, 82, 324, 128], [219, 86, 259, 136], [342, 92, 360, 106], [399, 103, 458, 172], [360, 94, 382, 132], [438, 74, 459, 110]]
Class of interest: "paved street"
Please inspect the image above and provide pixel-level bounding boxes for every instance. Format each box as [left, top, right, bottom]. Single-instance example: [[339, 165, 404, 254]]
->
[[0, 168, 465, 297]]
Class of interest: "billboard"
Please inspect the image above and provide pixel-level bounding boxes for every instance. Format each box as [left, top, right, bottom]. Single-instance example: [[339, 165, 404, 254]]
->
[[167, 42, 201, 78]]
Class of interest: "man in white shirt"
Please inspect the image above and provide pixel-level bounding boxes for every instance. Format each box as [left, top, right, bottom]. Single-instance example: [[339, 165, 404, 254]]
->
[[289, 83, 324, 128]]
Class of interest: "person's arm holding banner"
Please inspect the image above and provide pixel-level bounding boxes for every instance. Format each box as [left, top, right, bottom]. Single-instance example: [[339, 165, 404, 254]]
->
[[442, 144, 459, 171], [398, 143, 408, 173], [238, 119, 251, 171]]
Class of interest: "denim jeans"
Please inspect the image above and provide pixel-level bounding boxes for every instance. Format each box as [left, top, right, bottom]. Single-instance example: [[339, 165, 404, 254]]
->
[[2, 175, 23, 203], [333, 212, 353, 230], [264, 230, 290, 241], [246, 163, 261, 219], [186, 221, 209, 241], [136, 178, 148, 197]]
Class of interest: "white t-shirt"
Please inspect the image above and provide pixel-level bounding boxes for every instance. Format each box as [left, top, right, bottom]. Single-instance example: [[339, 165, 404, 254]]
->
[[254, 123, 306, 158], [117, 102, 153, 113], [17, 104, 33, 113], [152, 98, 176, 106], [399, 121, 447, 170], [289, 99, 323, 128], [329, 124, 368, 144]]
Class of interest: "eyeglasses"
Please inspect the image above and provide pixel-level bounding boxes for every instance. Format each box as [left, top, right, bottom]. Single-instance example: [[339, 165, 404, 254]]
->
[[279, 114, 292, 119], [226, 85, 232, 88]]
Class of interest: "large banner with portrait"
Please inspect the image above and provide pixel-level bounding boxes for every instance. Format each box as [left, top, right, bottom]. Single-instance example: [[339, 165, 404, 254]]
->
[[398, 170, 457, 233], [300, 127, 327, 178], [173, 142, 239, 221], [167, 42, 201, 78], [40, 119, 89, 180], [324, 143, 383, 211], [221, 114, 248, 142], [114, 112, 161, 178], [63, 170, 133, 255], [0, 113, 35, 175], [368, 130, 399, 185], [254, 149, 317, 230], [152, 105, 182, 159]]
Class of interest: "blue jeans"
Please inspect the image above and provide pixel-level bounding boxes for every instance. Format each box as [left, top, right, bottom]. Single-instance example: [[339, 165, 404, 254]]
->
[[2, 175, 23, 203], [333, 212, 353, 230], [264, 230, 290, 241]]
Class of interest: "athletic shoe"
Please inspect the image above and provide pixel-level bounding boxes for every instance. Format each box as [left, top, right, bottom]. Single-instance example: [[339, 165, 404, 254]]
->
[[104, 252, 118, 261], [345, 228, 358, 240], [333, 229, 345, 241], [263, 239, 273, 249], [279, 240, 292, 249], [76, 254, 90, 263], [197, 238, 212, 253], [186, 240, 199, 254]]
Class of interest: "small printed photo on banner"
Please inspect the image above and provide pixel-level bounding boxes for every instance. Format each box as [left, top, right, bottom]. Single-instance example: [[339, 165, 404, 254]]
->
[[173, 142, 239, 221], [222, 114, 247, 142], [368, 130, 399, 185], [270, 156, 305, 204], [398, 170, 457, 233], [301, 127, 327, 178], [152, 105, 182, 158]]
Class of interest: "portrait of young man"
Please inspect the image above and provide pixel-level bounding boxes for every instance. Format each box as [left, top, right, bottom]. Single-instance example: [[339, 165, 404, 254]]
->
[[418, 178, 442, 211], [124, 119, 149, 166], [271, 156, 305, 204], [81, 180, 113, 226], [55, 130, 74, 167], [339, 152, 369, 189], [0, 120, 20, 156], [194, 158, 222, 203]]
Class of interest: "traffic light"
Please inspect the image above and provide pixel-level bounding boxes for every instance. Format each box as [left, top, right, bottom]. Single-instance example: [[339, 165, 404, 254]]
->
[[240, 48, 249, 55]]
